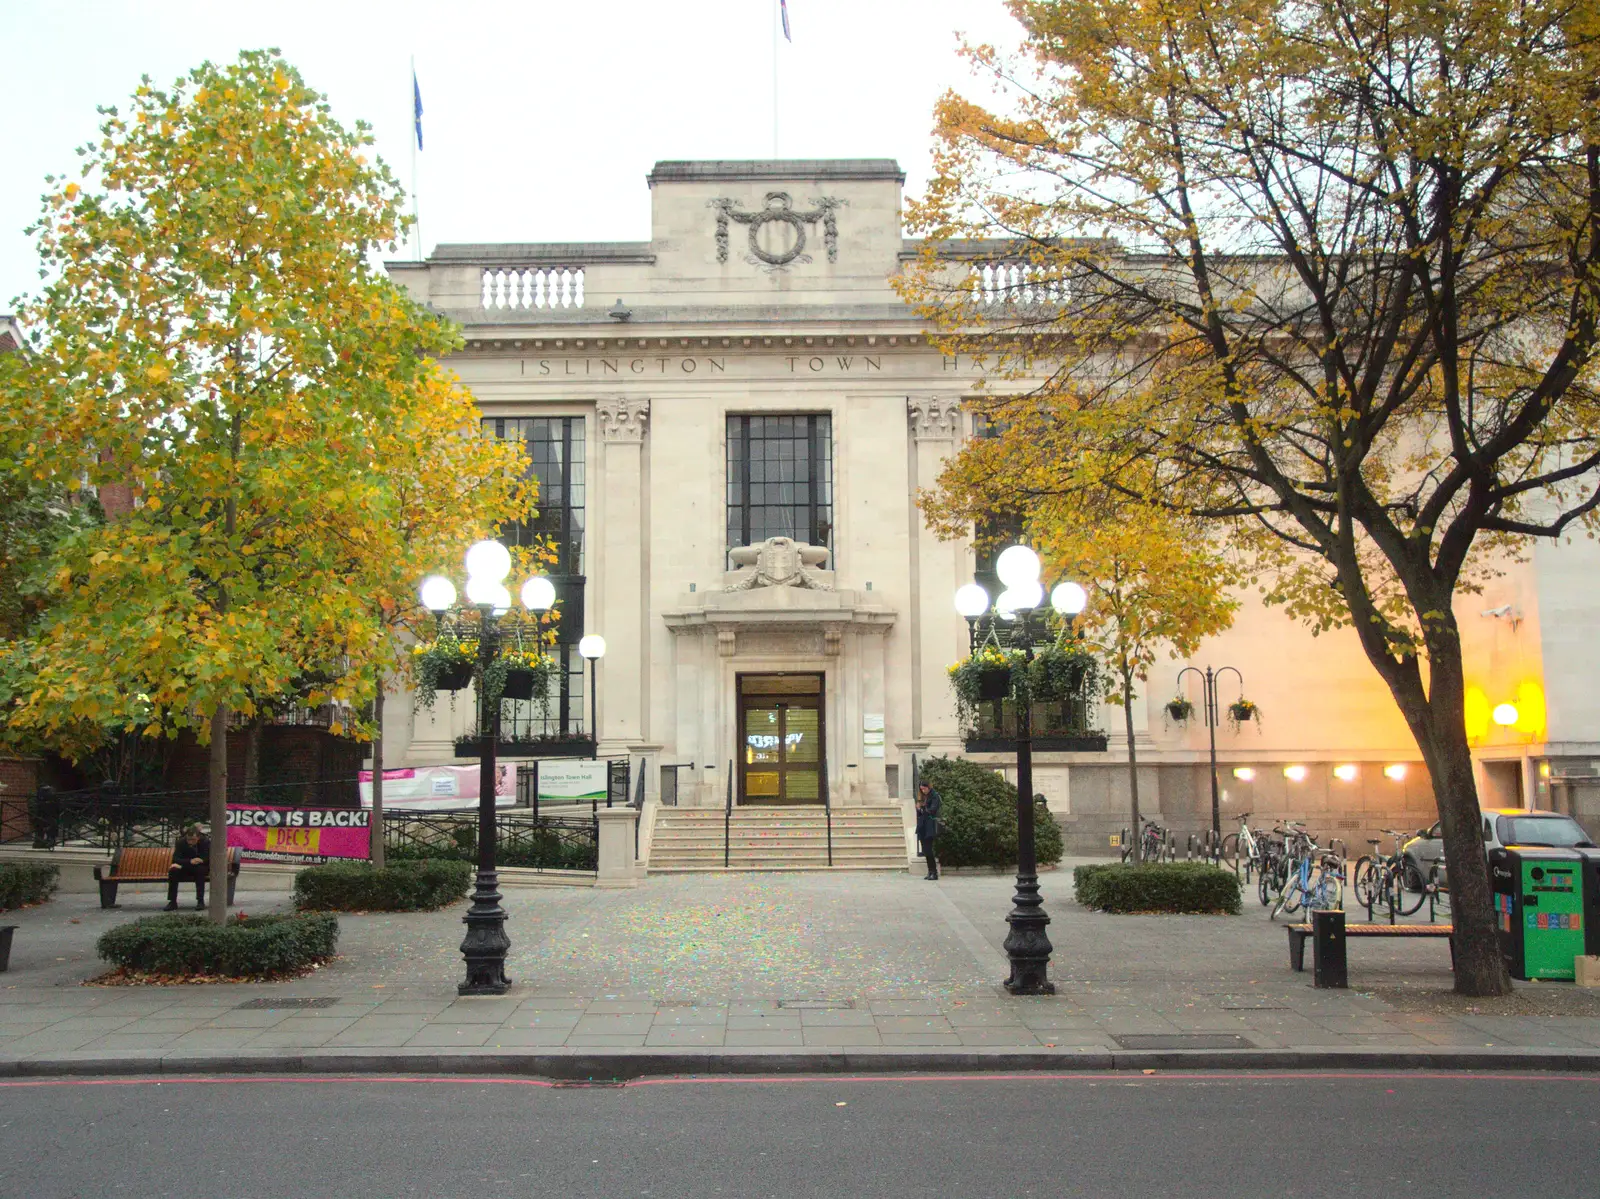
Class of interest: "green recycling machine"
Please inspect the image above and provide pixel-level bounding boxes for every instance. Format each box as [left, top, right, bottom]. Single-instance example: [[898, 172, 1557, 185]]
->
[[1489, 847, 1586, 981]]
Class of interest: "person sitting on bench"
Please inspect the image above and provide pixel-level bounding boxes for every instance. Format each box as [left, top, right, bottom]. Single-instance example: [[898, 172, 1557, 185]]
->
[[166, 824, 210, 911]]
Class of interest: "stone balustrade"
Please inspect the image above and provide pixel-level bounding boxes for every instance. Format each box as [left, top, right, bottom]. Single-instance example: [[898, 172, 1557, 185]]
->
[[481, 266, 586, 310], [972, 261, 1068, 307]]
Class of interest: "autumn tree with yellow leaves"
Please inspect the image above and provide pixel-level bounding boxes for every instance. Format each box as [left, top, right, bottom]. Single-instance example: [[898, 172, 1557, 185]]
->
[[902, 0, 1600, 993], [0, 52, 530, 916], [1047, 514, 1237, 862]]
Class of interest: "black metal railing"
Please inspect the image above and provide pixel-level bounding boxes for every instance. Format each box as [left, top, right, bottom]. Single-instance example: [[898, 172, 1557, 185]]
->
[[659, 763, 693, 807], [16, 778, 364, 852], [632, 760, 646, 860], [724, 760, 732, 869], [384, 810, 598, 873], [822, 765, 833, 867]]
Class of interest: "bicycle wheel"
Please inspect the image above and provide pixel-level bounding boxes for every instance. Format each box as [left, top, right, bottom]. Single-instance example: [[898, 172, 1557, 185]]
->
[[1220, 832, 1241, 874], [1257, 865, 1273, 906], [1352, 856, 1377, 909], [1391, 862, 1426, 916]]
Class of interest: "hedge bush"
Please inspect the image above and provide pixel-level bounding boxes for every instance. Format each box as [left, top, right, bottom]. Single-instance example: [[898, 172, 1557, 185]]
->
[[293, 859, 471, 912], [0, 863, 59, 911], [916, 756, 1064, 869], [387, 830, 597, 872], [96, 912, 339, 978], [1073, 862, 1242, 914]]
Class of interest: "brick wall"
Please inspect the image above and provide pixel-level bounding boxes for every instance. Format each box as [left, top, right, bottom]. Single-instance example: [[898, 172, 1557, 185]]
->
[[0, 758, 40, 842]]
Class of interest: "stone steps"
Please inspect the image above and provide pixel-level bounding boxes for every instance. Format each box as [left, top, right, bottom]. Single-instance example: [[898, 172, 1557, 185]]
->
[[648, 806, 911, 872]]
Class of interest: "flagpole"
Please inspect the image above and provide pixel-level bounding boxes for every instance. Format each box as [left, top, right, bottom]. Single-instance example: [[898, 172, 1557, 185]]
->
[[410, 55, 422, 263], [772, 2, 779, 157]]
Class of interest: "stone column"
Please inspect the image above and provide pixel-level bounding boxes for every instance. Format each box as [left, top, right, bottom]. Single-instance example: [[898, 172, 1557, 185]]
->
[[595, 398, 649, 758], [908, 397, 967, 755]]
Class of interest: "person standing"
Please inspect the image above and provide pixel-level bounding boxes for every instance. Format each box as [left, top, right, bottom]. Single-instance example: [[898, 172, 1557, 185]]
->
[[166, 824, 210, 910], [916, 780, 942, 880]]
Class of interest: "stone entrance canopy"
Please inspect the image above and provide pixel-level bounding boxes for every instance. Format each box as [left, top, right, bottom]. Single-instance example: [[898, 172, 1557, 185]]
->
[[664, 539, 895, 807]]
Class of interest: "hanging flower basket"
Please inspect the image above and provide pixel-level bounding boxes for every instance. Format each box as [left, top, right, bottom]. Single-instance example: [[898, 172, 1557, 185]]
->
[[1165, 697, 1194, 724], [1227, 698, 1261, 733], [500, 667, 537, 701], [486, 648, 556, 707], [1028, 644, 1098, 701], [948, 647, 1024, 725], [976, 666, 1013, 701], [411, 639, 478, 710]]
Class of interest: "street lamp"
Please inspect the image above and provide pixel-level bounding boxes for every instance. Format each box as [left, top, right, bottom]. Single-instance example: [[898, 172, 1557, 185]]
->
[[578, 634, 606, 759], [1175, 664, 1244, 840], [419, 541, 556, 996], [955, 544, 1086, 996]]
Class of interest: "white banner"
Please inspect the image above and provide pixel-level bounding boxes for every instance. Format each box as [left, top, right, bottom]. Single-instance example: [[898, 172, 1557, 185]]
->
[[358, 764, 515, 811], [536, 759, 608, 806]]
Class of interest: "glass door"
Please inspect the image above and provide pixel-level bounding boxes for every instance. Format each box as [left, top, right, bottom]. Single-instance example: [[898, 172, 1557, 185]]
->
[[738, 674, 825, 804]]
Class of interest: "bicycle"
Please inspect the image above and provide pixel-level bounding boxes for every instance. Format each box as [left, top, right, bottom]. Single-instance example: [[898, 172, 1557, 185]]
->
[[1219, 812, 1267, 882], [1268, 824, 1344, 921], [1121, 819, 1176, 863], [1352, 828, 1426, 920], [1255, 825, 1289, 906]]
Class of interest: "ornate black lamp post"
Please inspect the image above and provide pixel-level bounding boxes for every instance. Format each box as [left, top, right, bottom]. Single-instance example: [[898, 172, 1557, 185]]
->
[[1175, 664, 1244, 838], [955, 545, 1087, 996], [420, 542, 554, 997]]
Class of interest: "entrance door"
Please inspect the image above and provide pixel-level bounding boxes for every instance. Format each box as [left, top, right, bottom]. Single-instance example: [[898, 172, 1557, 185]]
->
[[738, 673, 825, 804]]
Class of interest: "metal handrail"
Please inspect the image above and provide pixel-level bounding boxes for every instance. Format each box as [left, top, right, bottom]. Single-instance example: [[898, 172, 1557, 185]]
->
[[723, 760, 732, 869], [823, 766, 833, 867]]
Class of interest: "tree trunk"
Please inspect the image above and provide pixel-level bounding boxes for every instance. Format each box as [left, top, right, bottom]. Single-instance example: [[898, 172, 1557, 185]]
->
[[207, 703, 230, 924], [241, 717, 263, 798], [1398, 631, 1511, 997], [370, 684, 386, 868], [1122, 663, 1142, 864]]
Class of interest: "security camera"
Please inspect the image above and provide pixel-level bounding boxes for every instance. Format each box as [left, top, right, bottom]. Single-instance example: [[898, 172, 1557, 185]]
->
[[1480, 604, 1513, 618]]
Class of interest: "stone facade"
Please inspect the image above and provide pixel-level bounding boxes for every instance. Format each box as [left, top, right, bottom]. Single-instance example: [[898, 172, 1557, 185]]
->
[[384, 159, 1600, 851]]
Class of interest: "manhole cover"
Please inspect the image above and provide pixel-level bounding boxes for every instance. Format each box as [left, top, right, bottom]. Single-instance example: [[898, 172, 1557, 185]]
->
[[779, 999, 854, 1010], [234, 997, 340, 1011], [1217, 1001, 1289, 1011], [1112, 1034, 1253, 1050]]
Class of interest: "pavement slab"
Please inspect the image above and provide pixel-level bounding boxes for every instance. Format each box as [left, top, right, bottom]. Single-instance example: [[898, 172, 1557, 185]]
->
[[0, 866, 1594, 1075]]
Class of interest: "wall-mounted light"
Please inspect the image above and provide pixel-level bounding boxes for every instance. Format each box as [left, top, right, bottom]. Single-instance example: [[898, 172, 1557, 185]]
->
[[1283, 765, 1309, 783], [1384, 763, 1408, 781], [1492, 702, 1520, 727], [1540, 761, 1552, 779], [1232, 767, 1256, 782], [1333, 764, 1359, 782]]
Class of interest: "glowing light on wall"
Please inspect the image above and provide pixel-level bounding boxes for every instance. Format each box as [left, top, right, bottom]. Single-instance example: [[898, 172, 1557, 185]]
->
[[1384, 764, 1408, 781], [1283, 765, 1309, 782], [1492, 702, 1519, 727], [1232, 767, 1255, 781], [1333, 764, 1359, 782], [1464, 686, 1491, 740], [1513, 681, 1546, 737]]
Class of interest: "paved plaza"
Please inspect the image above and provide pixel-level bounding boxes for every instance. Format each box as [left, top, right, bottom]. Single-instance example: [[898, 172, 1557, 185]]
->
[[2, 864, 1598, 1073]]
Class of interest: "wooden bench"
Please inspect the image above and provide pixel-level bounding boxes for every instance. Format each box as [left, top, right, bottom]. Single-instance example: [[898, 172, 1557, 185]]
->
[[1288, 910, 1454, 987], [93, 846, 241, 909]]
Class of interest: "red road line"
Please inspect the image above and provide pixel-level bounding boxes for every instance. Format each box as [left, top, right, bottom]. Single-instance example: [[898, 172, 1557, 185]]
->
[[1, 1070, 1597, 1091]]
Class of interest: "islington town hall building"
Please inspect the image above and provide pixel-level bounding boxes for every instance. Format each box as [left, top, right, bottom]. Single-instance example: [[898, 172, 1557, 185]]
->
[[381, 159, 1600, 860]]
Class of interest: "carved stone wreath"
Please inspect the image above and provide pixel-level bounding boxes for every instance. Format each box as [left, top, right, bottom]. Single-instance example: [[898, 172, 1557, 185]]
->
[[709, 192, 843, 268]]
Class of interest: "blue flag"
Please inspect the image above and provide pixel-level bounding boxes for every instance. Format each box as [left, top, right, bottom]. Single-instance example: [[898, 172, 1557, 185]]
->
[[412, 70, 424, 151], [780, 0, 791, 41]]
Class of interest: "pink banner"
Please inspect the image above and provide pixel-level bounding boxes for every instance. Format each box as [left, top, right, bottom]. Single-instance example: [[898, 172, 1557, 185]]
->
[[357, 763, 514, 811], [226, 805, 372, 864]]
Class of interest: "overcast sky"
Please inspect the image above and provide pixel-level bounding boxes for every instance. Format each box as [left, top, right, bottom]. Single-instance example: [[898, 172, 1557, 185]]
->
[[0, 0, 1025, 310]]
